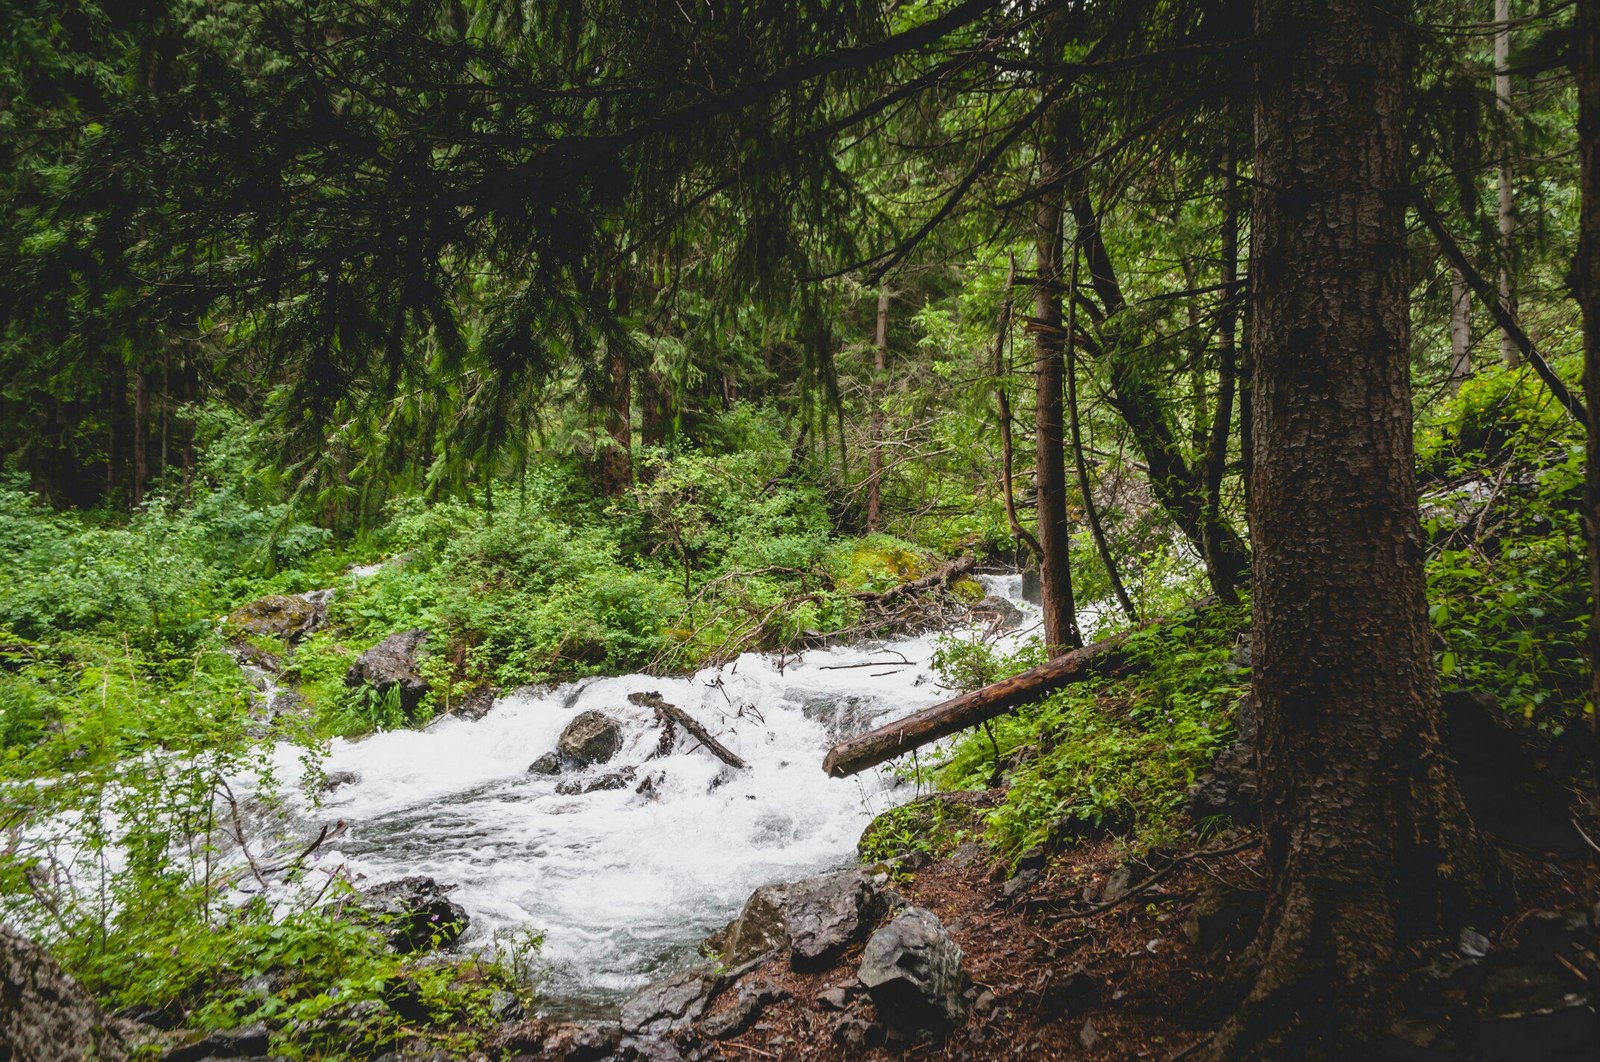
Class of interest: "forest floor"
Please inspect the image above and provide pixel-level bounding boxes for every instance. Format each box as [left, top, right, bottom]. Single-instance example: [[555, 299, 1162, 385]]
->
[[695, 813, 1600, 1061]]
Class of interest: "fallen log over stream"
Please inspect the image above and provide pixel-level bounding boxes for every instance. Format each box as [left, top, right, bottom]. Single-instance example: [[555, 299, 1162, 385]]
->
[[821, 600, 1213, 778]]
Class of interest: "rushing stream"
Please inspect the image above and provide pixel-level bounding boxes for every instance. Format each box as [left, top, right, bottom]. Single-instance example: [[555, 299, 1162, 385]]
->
[[266, 574, 1041, 1017]]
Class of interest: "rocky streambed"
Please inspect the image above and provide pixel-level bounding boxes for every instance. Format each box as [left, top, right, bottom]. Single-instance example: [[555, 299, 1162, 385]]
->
[[238, 573, 1044, 1019]]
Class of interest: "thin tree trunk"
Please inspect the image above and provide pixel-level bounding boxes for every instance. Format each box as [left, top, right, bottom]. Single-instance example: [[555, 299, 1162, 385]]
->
[[1207, 1, 1497, 1056], [866, 288, 888, 533], [1450, 268, 1472, 392], [1035, 105, 1083, 655], [1578, 0, 1600, 773], [1203, 147, 1241, 606], [1415, 194, 1587, 425], [601, 349, 632, 497], [1495, 0, 1520, 368], [1069, 191, 1251, 597], [995, 253, 1043, 561], [1066, 240, 1136, 623], [132, 367, 148, 508]]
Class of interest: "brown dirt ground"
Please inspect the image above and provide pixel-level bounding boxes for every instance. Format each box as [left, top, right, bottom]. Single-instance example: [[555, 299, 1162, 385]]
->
[[695, 823, 1600, 1062]]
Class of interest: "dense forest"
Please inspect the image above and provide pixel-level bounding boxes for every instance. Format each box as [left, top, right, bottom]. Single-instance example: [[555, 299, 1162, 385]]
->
[[2, 0, 1599, 1059]]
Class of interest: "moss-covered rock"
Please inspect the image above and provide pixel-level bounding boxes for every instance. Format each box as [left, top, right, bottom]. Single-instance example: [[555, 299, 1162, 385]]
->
[[225, 594, 324, 643]]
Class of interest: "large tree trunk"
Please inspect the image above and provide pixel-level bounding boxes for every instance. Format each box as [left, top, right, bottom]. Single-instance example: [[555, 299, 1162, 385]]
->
[[1579, 0, 1600, 769], [1207, 1, 1496, 1057], [1034, 108, 1082, 655]]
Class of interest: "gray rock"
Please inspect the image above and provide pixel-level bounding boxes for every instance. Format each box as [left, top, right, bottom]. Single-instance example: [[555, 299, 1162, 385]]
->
[[1187, 691, 1260, 826], [711, 867, 888, 970], [540, 1020, 622, 1060], [528, 752, 562, 775], [975, 595, 1025, 630], [487, 989, 523, 1022], [0, 924, 126, 1061], [451, 685, 496, 720], [619, 965, 723, 1036], [857, 906, 967, 1030], [322, 769, 360, 792], [557, 710, 625, 766], [556, 768, 634, 795], [817, 987, 850, 1011], [699, 981, 785, 1040], [162, 1023, 271, 1060], [226, 594, 325, 642], [358, 876, 468, 952], [344, 629, 430, 717]]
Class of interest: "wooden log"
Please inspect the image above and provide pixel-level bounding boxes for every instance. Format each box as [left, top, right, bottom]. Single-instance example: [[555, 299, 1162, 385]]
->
[[858, 555, 978, 607], [629, 691, 748, 769], [821, 600, 1214, 778]]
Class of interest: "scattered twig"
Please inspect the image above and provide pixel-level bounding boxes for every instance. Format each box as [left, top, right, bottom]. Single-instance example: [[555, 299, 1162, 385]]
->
[[629, 691, 748, 769], [1038, 836, 1260, 922]]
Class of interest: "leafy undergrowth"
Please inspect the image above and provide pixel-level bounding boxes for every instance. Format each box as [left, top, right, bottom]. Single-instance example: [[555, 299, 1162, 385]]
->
[[897, 363, 1595, 877], [921, 601, 1250, 864]]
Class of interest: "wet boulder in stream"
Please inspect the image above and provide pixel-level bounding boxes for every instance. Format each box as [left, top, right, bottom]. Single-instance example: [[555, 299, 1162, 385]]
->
[[557, 710, 624, 766], [710, 867, 891, 970], [357, 876, 468, 952], [345, 629, 430, 717]]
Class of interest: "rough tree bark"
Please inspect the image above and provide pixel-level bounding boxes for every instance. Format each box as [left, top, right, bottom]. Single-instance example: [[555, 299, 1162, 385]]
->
[[1033, 91, 1082, 654], [1579, 0, 1600, 761], [1205, 1, 1497, 1056]]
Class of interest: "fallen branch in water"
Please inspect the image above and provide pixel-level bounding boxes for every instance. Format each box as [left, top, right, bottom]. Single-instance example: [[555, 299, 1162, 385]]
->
[[853, 555, 977, 607], [630, 691, 748, 769], [821, 598, 1214, 778]]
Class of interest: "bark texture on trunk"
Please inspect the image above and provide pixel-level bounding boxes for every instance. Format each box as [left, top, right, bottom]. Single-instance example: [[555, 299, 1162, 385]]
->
[[1035, 111, 1082, 655], [1207, 1, 1495, 1056], [1579, 0, 1600, 757]]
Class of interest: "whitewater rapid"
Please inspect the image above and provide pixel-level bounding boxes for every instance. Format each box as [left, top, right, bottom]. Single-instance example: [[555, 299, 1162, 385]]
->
[[271, 574, 1040, 1016]]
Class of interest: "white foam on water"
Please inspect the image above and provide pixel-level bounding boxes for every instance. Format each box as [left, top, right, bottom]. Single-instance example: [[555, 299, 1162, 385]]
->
[[262, 573, 1042, 1016]]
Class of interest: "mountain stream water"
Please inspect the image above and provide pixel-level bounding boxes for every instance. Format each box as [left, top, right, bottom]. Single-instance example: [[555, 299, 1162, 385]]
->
[[262, 574, 1040, 1018]]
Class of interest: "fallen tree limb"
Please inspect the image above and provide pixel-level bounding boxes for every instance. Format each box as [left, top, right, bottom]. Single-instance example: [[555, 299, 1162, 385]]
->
[[629, 691, 748, 769], [821, 600, 1213, 778], [856, 555, 978, 607], [1412, 192, 1588, 427]]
